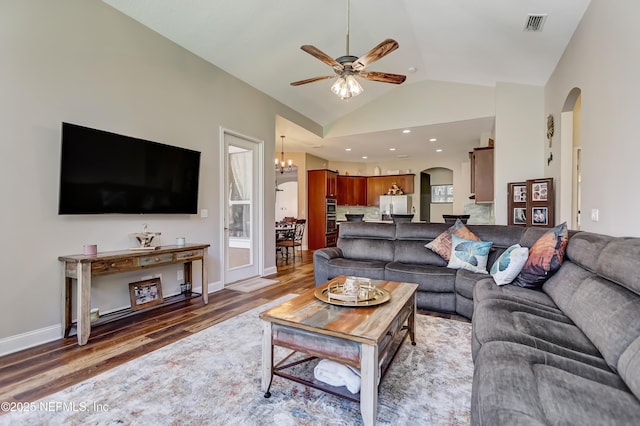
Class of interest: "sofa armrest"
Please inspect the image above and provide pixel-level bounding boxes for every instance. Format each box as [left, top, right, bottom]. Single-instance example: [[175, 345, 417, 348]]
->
[[314, 247, 343, 260], [313, 247, 344, 285]]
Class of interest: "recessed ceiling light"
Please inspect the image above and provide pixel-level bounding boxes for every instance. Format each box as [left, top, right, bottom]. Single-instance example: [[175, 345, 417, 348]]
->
[[389, 148, 396, 151], [436, 149, 443, 153], [345, 148, 352, 151], [429, 138, 437, 142], [362, 156, 368, 159], [402, 129, 411, 134]]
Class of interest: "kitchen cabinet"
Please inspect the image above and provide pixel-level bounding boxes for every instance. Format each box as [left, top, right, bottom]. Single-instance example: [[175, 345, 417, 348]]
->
[[470, 147, 494, 203], [337, 176, 367, 206], [307, 169, 338, 250], [366, 174, 415, 207]]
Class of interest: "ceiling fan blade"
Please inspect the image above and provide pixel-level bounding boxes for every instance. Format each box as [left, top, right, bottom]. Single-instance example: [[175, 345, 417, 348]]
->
[[300, 45, 344, 72], [290, 75, 335, 86], [352, 39, 399, 71], [359, 71, 407, 84]]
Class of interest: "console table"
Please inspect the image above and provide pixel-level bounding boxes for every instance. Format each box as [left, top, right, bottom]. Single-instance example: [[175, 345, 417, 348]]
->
[[59, 243, 209, 346]]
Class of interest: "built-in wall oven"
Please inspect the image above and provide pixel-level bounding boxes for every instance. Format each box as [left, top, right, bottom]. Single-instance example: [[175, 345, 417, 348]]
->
[[326, 198, 337, 234]]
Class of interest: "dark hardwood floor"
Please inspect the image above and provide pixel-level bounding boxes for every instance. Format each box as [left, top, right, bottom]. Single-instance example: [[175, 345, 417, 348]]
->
[[0, 250, 316, 405]]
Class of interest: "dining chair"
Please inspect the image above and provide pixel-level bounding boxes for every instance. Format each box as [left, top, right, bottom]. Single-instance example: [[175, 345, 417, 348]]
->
[[345, 214, 364, 222], [276, 219, 306, 262]]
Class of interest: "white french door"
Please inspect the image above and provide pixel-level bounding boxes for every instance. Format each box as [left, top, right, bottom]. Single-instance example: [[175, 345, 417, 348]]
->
[[221, 129, 263, 284]]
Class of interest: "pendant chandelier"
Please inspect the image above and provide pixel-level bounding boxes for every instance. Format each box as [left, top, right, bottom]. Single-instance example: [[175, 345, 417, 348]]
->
[[275, 135, 294, 174]]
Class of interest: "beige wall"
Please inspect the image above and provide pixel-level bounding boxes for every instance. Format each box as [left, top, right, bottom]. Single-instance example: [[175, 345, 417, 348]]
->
[[0, 0, 318, 353], [544, 0, 640, 236]]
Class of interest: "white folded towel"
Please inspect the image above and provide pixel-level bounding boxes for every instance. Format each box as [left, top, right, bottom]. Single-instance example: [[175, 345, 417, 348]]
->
[[313, 359, 361, 394]]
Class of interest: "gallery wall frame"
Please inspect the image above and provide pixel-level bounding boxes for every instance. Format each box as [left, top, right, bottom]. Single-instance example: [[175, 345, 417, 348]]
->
[[507, 178, 554, 228]]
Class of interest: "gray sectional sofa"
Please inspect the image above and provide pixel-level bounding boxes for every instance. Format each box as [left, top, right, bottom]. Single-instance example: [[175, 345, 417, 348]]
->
[[313, 221, 551, 318], [313, 222, 640, 424]]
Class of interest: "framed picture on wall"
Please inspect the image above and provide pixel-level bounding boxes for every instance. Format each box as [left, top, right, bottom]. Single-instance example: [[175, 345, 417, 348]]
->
[[531, 207, 549, 226], [526, 178, 554, 228], [512, 184, 527, 203], [531, 182, 548, 201], [513, 207, 527, 225], [507, 181, 527, 226]]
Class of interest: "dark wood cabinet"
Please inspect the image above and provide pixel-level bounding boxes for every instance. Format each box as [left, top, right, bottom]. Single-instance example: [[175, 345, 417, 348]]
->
[[337, 176, 367, 206], [307, 169, 338, 250], [366, 174, 414, 207], [471, 147, 494, 203]]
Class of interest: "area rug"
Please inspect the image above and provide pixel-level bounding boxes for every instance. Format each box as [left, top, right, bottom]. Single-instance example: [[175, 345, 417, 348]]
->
[[225, 276, 280, 293], [0, 296, 473, 426]]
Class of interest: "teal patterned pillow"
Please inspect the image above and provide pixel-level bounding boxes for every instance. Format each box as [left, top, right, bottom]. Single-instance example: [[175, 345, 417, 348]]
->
[[447, 235, 493, 274], [490, 244, 529, 285]]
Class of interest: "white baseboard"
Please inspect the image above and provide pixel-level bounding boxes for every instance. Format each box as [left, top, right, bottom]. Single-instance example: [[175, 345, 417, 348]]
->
[[0, 281, 225, 357], [0, 324, 62, 357], [263, 266, 277, 277], [208, 280, 224, 292]]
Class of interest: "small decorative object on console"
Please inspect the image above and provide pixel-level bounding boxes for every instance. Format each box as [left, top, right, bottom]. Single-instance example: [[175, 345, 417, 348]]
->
[[129, 223, 161, 250]]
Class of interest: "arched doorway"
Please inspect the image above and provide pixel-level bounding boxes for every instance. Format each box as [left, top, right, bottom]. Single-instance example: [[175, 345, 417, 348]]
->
[[560, 88, 582, 230], [421, 167, 454, 223]]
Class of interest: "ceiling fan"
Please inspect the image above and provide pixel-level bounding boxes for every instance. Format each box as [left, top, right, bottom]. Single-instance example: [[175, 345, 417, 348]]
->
[[290, 0, 406, 99]]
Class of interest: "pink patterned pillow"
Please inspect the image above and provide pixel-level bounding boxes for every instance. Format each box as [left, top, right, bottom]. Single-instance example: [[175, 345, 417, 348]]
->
[[425, 219, 481, 261]]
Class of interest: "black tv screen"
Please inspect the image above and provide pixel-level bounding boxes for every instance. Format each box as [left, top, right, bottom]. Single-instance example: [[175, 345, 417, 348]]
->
[[58, 123, 201, 214]]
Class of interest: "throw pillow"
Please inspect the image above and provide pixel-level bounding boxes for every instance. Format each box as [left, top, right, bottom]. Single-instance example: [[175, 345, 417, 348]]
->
[[490, 244, 530, 285], [447, 235, 493, 274], [513, 222, 569, 289], [425, 219, 481, 261]]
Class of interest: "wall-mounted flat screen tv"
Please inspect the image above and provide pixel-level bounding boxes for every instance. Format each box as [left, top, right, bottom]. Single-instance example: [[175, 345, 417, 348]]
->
[[59, 122, 201, 214]]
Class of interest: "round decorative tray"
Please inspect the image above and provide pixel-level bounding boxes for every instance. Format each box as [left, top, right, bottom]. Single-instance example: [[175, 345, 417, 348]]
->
[[314, 278, 391, 307]]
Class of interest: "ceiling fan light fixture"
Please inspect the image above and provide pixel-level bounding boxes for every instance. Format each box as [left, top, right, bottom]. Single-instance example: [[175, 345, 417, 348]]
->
[[331, 74, 363, 99]]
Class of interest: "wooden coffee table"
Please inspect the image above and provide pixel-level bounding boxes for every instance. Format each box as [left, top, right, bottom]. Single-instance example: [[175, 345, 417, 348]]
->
[[260, 277, 418, 426]]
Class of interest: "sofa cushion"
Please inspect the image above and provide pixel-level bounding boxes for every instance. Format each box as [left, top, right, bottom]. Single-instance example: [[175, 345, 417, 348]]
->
[[425, 219, 481, 261], [447, 236, 493, 274], [556, 273, 640, 373], [325, 258, 387, 280], [393, 240, 447, 266], [337, 222, 396, 262], [619, 336, 640, 401], [513, 222, 568, 289], [565, 231, 614, 272], [490, 244, 529, 285], [456, 269, 494, 300], [472, 341, 640, 425], [474, 280, 561, 314], [385, 262, 456, 293], [472, 298, 609, 369], [595, 236, 640, 296]]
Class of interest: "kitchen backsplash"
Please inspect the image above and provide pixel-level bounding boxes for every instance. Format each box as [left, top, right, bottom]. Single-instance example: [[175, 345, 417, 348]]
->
[[336, 206, 381, 221]]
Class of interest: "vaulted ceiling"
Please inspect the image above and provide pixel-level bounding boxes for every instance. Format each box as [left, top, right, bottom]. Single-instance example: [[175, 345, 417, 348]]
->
[[103, 0, 590, 162]]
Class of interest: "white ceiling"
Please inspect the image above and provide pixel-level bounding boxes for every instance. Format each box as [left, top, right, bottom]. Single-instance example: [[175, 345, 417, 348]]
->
[[102, 0, 590, 162]]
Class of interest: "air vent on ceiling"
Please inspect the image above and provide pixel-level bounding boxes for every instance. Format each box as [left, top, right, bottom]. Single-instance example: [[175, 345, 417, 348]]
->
[[524, 14, 547, 32]]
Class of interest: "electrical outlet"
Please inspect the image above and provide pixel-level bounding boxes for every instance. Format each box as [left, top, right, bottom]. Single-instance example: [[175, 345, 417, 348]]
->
[[177, 270, 184, 281], [591, 209, 599, 222]]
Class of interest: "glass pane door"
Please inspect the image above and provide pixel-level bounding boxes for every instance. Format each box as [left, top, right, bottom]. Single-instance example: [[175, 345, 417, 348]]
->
[[224, 133, 260, 283]]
